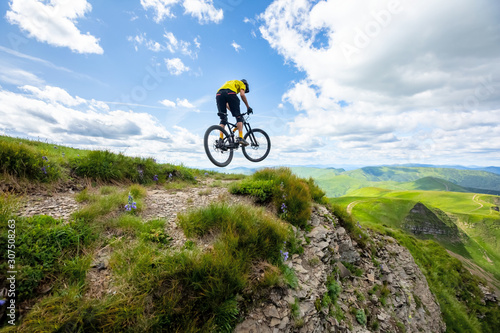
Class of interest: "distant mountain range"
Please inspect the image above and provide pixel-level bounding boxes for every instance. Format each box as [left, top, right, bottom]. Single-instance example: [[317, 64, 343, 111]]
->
[[290, 166, 500, 197]]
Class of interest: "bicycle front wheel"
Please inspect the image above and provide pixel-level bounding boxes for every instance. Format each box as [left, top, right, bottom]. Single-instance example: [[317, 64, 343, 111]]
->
[[204, 125, 234, 167], [242, 128, 271, 162]]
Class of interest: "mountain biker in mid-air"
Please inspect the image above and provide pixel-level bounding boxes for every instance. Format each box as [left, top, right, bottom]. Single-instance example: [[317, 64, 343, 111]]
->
[[216, 79, 253, 146]]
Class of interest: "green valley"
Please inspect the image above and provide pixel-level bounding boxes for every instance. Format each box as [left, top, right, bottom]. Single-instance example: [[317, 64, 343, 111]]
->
[[330, 188, 500, 287], [292, 166, 500, 197]]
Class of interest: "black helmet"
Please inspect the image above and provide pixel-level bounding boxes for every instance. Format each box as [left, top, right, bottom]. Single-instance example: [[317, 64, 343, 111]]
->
[[241, 79, 249, 93]]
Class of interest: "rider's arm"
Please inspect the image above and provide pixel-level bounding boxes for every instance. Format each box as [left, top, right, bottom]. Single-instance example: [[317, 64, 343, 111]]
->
[[240, 90, 250, 110], [226, 103, 230, 110]]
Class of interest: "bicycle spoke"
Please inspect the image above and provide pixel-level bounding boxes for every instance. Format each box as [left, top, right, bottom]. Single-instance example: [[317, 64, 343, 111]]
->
[[204, 126, 233, 167]]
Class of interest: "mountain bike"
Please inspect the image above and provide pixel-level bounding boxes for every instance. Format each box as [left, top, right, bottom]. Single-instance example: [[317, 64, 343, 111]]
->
[[204, 112, 271, 167]]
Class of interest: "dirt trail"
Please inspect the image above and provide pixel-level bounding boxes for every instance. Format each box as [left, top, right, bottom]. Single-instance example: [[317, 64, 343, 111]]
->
[[15, 178, 255, 299]]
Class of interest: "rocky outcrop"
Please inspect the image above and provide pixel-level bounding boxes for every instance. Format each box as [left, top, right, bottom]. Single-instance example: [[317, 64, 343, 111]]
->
[[403, 202, 458, 236], [235, 205, 446, 333]]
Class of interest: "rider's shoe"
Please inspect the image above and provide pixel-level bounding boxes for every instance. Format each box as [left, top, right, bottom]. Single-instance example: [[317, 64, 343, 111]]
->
[[216, 139, 228, 151], [236, 137, 249, 147]]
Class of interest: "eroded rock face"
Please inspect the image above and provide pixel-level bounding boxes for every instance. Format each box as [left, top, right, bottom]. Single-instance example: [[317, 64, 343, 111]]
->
[[235, 205, 446, 333], [402, 202, 457, 236]]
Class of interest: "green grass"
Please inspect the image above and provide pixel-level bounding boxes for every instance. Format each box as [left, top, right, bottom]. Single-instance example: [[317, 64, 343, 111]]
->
[[0, 135, 205, 186], [0, 215, 96, 302], [230, 167, 326, 228]]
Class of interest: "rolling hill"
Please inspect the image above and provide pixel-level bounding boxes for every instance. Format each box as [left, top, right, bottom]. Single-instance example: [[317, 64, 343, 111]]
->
[[291, 166, 500, 197]]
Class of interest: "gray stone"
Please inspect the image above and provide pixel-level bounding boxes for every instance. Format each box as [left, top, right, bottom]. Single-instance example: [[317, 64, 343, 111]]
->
[[306, 225, 328, 240], [264, 305, 280, 319], [279, 316, 289, 329]]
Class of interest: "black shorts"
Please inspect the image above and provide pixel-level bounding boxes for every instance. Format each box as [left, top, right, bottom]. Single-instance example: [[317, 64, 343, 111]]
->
[[216, 89, 243, 125]]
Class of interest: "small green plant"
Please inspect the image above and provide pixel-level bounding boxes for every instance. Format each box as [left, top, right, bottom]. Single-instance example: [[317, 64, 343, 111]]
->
[[309, 257, 320, 266], [260, 264, 282, 287], [380, 284, 390, 306], [184, 240, 196, 250], [342, 261, 363, 277], [290, 297, 300, 319], [280, 265, 299, 289], [198, 188, 212, 196], [326, 278, 342, 303], [396, 321, 406, 333], [355, 289, 365, 301], [142, 228, 172, 245], [356, 309, 367, 326]]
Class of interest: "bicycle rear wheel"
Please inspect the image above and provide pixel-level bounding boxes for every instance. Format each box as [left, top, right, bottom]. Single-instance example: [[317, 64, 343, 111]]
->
[[204, 125, 234, 167], [242, 128, 271, 162]]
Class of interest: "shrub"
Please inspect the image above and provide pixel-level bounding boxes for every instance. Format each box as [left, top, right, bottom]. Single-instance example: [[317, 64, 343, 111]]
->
[[356, 309, 367, 326], [0, 141, 60, 181], [229, 179, 274, 202], [70, 150, 195, 184], [231, 168, 325, 228], [326, 276, 342, 303]]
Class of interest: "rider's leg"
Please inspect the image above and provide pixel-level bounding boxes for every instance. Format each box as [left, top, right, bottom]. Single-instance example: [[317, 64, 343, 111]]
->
[[216, 92, 228, 139], [219, 124, 225, 138], [237, 122, 243, 138]]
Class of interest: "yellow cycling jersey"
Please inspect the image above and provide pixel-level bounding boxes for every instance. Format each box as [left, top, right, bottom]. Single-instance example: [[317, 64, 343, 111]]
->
[[218, 80, 246, 94]]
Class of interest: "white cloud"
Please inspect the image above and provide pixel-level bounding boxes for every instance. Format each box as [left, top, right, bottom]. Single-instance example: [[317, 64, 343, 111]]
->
[[176, 98, 195, 108], [141, 0, 180, 22], [21, 85, 86, 106], [183, 0, 223, 24], [165, 58, 190, 75], [231, 41, 242, 53], [160, 99, 176, 108], [141, 0, 223, 24], [259, 0, 500, 165], [128, 33, 166, 52], [128, 32, 198, 57], [194, 37, 201, 49], [6, 0, 103, 54], [0, 67, 44, 86], [164, 31, 198, 57], [0, 85, 203, 158]]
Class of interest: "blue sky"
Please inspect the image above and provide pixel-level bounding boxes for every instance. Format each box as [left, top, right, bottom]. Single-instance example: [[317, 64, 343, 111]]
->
[[0, 0, 499, 169]]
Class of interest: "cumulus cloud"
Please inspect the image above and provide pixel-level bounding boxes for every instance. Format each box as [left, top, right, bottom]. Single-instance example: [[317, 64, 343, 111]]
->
[[21, 85, 86, 106], [176, 98, 195, 108], [6, 0, 103, 54], [141, 0, 223, 24], [165, 58, 190, 75], [0, 85, 203, 159], [160, 99, 176, 108], [183, 0, 223, 24], [259, 0, 500, 165]]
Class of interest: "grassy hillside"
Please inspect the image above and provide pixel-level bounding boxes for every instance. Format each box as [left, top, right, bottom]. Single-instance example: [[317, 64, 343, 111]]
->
[[331, 188, 500, 287], [292, 166, 500, 197]]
